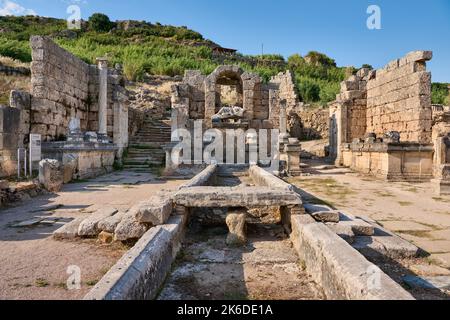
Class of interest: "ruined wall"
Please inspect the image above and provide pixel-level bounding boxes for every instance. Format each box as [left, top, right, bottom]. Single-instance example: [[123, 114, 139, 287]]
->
[[290, 108, 329, 140], [30, 36, 90, 140], [366, 51, 433, 143], [0, 91, 31, 177], [270, 71, 298, 110], [335, 69, 370, 142], [29, 36, 126, 142]]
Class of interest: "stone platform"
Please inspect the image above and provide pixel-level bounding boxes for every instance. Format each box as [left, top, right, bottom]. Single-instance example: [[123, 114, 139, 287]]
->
[[174, 186, 302, 207]]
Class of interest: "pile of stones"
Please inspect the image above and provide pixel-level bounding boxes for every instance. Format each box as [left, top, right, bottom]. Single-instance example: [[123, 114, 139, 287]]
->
[[53, 193, 173, 243]]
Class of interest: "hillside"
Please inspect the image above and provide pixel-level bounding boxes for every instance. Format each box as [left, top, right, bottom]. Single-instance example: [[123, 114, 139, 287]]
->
[[0, 14, 448, 106]]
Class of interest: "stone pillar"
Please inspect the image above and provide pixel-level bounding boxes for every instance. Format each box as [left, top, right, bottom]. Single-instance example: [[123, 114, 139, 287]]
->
[[284, 138, 302, 176], [96, 58, 108, 141], [279, 100, 290, 144]]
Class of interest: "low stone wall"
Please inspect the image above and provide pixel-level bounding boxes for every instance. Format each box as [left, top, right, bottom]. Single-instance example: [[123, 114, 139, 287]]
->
[[290, 214, 414, 300], [342, 143, 434, 181], [249, 165, 293, 191], [84, 215, 186, 300], [42, 142, 117, 181], [179, 164, 217, 189]]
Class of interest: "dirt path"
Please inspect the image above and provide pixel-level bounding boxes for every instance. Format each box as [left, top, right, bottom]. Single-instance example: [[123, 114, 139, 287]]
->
[[0, 170, 184, 300], [159, 222, 324, 300]]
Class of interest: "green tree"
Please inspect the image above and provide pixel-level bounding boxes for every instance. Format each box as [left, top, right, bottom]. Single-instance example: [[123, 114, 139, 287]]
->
[[88, 13, 114, 32], [304, 51, 336, 67]]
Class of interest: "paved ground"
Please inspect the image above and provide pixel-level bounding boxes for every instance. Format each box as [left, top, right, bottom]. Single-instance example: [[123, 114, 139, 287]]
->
[[290, 160, 450, 272], [0, 170, 183, 300], [159, 222, 324, 300]]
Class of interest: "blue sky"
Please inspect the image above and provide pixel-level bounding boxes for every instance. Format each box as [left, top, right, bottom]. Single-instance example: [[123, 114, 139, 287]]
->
[[2, 0, 450, 82]]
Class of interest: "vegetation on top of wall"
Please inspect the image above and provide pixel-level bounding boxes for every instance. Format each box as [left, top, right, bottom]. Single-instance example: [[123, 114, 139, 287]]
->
[[431, 83, 449, 105], [0, 14, 447, 106]]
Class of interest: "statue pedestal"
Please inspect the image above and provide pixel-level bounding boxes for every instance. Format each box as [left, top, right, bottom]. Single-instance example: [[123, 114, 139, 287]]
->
[[284, 142, 302, 177]]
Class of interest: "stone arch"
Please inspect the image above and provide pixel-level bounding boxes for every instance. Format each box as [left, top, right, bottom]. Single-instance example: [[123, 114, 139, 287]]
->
[[204, 65, 260, 127]]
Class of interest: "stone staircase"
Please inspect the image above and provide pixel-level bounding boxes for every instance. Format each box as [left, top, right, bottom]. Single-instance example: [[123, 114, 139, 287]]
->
[[124, 119, 171, 171]]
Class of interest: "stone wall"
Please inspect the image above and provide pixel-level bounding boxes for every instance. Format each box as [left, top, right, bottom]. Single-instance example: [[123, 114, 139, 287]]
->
[[270, 70, 299, 111], [0, 91, 31, 177], [30, 36, 91, 140], [336, 68, 370, 142], [366, 51, 433, 143], [289, 108, 329, 140], [30, 36, 126, 142]]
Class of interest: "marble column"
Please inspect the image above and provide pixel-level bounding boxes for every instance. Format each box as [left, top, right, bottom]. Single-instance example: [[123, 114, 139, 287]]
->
[[96, 58, 108, 141]]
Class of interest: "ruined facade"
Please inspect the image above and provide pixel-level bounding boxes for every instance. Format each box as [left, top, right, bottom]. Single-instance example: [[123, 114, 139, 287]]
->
[[0, 36, 129, 179], [329, 51, 450, 193], [168, 65, 302, 173]]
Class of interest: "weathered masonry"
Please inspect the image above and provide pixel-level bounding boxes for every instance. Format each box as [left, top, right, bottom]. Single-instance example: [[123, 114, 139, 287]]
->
[[329, 51, 450, 194], [1, 36, 129, 180], [167, 66, 302, 175]]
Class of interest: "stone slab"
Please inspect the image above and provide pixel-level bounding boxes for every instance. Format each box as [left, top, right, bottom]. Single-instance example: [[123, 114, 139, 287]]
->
[[114, 208, 149, 242], [11, 218, 43, 228], [84, 215, 187, 300], [134, 196, 173, 225], [97, 211, 125, 233], [357, 216, 421, 258], [78, 207, 118, 237], [312, 211, 340, 223], [410, 264, 450, 277], [53, 217, 84, 240], [174, 186, 302, 207], [403, 275, 450, 291], [303, 203, 333, 214], [290, 215, 414, 300]]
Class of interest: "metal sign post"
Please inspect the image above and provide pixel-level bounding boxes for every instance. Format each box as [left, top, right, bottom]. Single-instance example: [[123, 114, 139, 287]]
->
[[29, 134, 42, 176]]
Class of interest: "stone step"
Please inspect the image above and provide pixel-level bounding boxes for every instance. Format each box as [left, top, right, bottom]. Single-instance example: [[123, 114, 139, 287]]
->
[[127, 152, 165, 157], [125, 157, 165, 163], [129, 143, 165, 149], [123, 161, 163, 166]]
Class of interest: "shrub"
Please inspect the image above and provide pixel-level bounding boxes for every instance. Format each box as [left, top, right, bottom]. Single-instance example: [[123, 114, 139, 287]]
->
[[432, 83, 449, 105], [88, 13, 114, 33]]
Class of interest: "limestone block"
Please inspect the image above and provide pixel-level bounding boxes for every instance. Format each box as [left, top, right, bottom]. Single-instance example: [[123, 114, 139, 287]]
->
[[311, 211, 340, 223], [405, 51, 433, 64], [62, 154, 77, 183], [53, 217, 84, 240], [78, 207, 118, 237], [134, 196, 173, 225], [226, 209, 247, 246], [98, 231, 114, 244], [98, 211, 125, 233], [39, 159, 64, 192], [114, 208, 149, 241]]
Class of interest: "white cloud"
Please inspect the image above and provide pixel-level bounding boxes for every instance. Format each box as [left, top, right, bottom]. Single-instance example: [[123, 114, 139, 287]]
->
[[0, 0, 36, 16]]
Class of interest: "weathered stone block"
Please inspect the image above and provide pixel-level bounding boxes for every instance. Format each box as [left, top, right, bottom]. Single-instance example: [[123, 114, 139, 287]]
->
[[312, 211, 340, 223], [226, 209, 247, 246], [38, 159, 64, 192], [114, 208, 149, 241], [134, 196, 173, 225], [78, 207, 118, 237]]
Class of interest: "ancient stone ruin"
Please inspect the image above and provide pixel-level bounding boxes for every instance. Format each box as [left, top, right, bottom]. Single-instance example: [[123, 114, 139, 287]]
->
[[1, 36, 129, 181], [329, 51, 450, 195], [1, 36, 449, 301]]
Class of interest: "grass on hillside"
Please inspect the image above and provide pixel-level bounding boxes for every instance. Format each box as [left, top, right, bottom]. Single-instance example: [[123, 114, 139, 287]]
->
[[0, 15, 448, 106]]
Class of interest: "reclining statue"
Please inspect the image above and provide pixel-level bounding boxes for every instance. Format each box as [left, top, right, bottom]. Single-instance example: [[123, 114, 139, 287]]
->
[[212, 105, 244, 123]]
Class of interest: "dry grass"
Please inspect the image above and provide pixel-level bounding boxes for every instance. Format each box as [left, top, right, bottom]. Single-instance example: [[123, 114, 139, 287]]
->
[[0, 56, 30, 68], [0, 74, 30, 104]]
